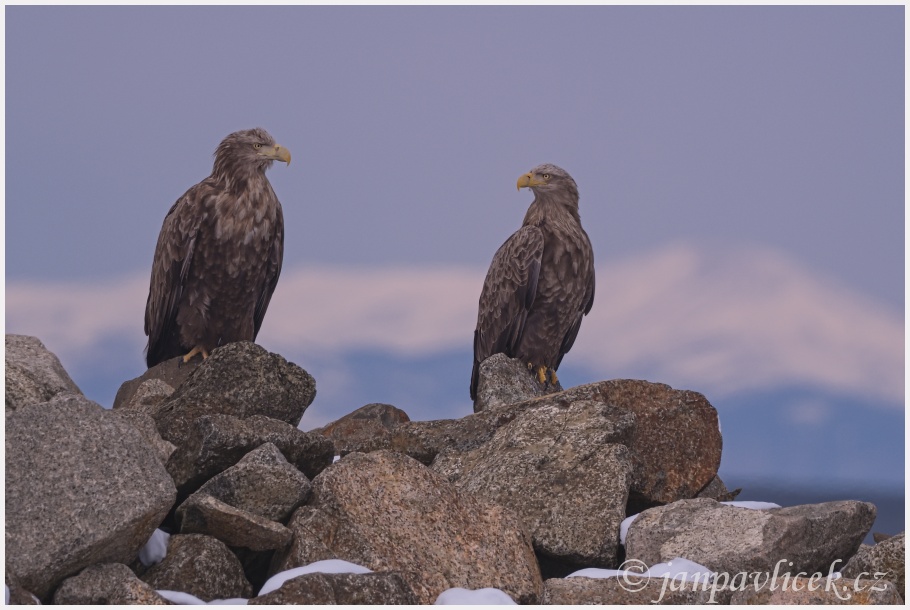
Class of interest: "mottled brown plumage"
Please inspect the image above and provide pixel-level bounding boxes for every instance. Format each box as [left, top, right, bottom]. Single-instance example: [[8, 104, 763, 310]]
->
[[471, 163, 595, 400], [144, 128, 290, 368]]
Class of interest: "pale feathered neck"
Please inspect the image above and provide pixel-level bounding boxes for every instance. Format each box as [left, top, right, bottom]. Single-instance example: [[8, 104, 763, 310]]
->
[[523, 187, 582, 227], [212, 155, 271, 182], [210, 153, 274, 197]]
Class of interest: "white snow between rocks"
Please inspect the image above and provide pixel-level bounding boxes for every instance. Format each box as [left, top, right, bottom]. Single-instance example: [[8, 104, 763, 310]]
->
[[434, 587, 517, 604], [139, 528, 171, 567]]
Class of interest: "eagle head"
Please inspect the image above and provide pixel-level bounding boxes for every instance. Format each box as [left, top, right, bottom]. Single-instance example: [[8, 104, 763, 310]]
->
[[517, 163, 579, 198], [213, 128, 291, 179]]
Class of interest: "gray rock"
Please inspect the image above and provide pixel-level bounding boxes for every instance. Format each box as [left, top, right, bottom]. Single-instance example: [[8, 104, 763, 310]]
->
[[114, 410, 176, 466], [181, 442, 311, 522], [389, 404, 534, 465], [519, 379, 721, 506], [5, 394, 177, 599], [843, 531, 904, 593], [473, 353, 562, 412], [122, 378, 175, 412], [393, 379, 720, 508], [729, 576, 904, 604], [53, 563, 169, 605], [314, 402, 410, 456], [140, 534, 253, 601], [113, 355, 199, 410], [5, 334, 81, 411], [175, 443, 307, 550], [4, 572, 40, 605], [176, 493, 293, 551], [696, 475, 740, 501], [543, 576, 718, 605], [249, 571, 419, 605], [149, 341, 316, 445], [166, 414, 333, 495], [433, 400, 634, 568], [270, 506, 342, 573], [273, 450, 543, 604], [625, 498, 876, 576], [242, 415, 335, 480], [5, 589, 40, 605]]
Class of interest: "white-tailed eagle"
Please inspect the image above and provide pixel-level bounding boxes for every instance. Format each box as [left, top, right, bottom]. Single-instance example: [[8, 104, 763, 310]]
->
[[471, 163, 595, 400], [144, 128, 290, 368]]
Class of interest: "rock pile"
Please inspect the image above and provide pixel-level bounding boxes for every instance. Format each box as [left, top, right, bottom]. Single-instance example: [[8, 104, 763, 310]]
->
[[4, 335, 904, 604]]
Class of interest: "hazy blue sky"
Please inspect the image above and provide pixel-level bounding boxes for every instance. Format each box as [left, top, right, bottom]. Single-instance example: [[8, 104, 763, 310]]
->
[[5, 6, 905, 495], [6, 5, 903, 302]]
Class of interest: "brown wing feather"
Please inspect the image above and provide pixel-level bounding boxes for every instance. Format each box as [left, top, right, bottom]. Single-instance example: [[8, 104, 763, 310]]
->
[[252, 206, 284, 338], [144, 184, 208, 367], [471, 225, 544, 400], [555, 264, 595, 369]]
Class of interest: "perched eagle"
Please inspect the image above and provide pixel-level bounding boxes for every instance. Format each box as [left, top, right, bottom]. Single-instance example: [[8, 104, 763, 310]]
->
[[144, 128, 291, 368], [471, 163, 595, 400]]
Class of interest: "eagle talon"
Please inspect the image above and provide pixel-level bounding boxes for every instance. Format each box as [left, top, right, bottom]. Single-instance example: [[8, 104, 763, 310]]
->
[[548, 369, 559, 387], [182, 346, 209, 364], [530, 365, 559, 388]]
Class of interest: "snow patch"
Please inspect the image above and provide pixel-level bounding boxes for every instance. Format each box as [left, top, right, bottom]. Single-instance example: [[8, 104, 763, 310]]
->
[[566, 567, 628, 579], [619, 513, 638, 545], [258, 559, 372, 596], [156, 590, 248, 605], [435, 587, 516, 604], [722, 500, 781, 510], [156, 590, 207, 604], [139, 528, 170, 567]]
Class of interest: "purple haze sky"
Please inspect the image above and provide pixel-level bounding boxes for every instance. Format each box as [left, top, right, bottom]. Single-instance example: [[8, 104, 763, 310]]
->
[[5, 5, 903, 304], [4, 6, 905, 493]]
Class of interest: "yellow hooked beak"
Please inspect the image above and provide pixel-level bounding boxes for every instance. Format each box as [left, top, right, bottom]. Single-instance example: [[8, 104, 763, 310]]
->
[[260, 144, 292, 165], [517, 172, 547, 190]]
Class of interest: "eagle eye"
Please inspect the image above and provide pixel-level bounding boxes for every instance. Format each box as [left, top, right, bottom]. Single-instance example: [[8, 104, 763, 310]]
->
[[254, 143, 262, 149], [542, 173, 551, 180]]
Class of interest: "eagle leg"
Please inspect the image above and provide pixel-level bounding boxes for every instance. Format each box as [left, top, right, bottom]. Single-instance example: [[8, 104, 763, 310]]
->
[[182, 345, 210, 364], [526, 361, 542, 381], [527, 363, 559, 388]]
